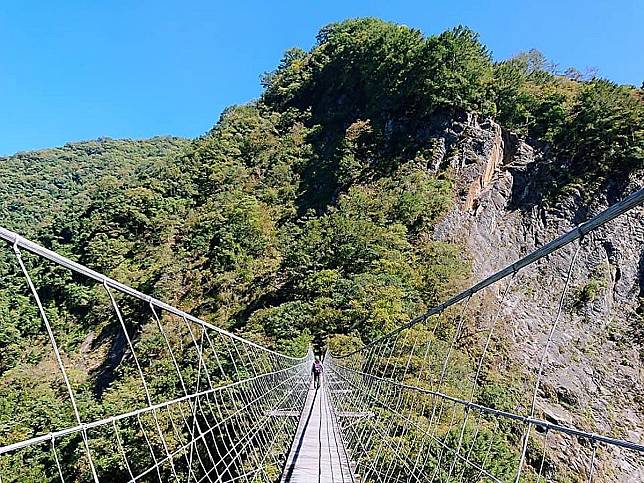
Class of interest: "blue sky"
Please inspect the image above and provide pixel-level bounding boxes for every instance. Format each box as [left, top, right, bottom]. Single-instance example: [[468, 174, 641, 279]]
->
[[1, 0, 642, 155]]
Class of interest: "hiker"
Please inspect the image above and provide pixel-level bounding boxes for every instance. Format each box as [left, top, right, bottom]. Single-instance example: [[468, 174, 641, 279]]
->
[[312, 358, 323, 389]]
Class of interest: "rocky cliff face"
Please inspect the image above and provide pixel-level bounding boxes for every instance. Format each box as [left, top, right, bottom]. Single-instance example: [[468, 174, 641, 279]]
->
[[428, 114, 643, 481]]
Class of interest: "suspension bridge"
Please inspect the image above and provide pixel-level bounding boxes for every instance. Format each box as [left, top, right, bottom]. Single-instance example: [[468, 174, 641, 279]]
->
[[0, 187, 643, 482]]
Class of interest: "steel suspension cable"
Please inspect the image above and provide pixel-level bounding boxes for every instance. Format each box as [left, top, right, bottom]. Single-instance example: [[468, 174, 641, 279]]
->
[[0, 227, 310, 482]]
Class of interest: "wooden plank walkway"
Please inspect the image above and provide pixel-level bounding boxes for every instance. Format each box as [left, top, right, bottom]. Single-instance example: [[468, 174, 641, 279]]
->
[[280, 378, 356, 483]]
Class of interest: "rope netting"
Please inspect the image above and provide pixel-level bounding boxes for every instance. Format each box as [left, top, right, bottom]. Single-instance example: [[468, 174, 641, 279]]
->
[[327, 188, 644, 482], [0, 227, 311, 483]]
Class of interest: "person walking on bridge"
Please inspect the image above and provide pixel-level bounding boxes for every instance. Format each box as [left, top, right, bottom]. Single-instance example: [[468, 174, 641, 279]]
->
[[312, 357, 323, 389]]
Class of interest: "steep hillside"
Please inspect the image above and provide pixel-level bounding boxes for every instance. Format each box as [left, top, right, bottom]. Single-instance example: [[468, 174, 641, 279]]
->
[[0, 135, 191, 374], [0, 136, 189, 236], [0, 17, 642, 482], [422, 111, 643, 480]]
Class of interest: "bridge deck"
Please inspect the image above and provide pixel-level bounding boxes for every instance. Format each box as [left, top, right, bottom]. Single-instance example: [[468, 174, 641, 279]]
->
[[280, 378, 355, 483]]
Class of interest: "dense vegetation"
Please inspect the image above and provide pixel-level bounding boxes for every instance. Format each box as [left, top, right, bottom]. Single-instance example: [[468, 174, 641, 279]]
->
[[0, 137, 189, 237], [0, 17, 641, 482]]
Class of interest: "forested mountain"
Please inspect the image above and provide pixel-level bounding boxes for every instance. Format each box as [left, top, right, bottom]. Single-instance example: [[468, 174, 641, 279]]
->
[[0, 137, 189, 237], [0, 18, 642, 481]]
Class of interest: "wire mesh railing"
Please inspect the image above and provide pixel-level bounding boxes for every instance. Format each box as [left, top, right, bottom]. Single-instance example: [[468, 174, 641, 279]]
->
[[0, 227, 312, 483], [327, 188, 644, 482]]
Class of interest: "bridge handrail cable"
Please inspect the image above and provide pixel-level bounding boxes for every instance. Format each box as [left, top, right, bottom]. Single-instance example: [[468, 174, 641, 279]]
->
[[334, 187, 644, 358], [329, 360, 644, 453], [0, 226, 302, 361]]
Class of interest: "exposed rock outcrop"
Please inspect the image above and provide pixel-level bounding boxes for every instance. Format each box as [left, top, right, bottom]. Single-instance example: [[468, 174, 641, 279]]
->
[[430, 113, 643, 482]]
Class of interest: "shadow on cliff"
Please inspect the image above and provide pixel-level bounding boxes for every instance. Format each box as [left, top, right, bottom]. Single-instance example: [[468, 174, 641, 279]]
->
[[627, 250, 644, 362], [502, 128, 638, 226]]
